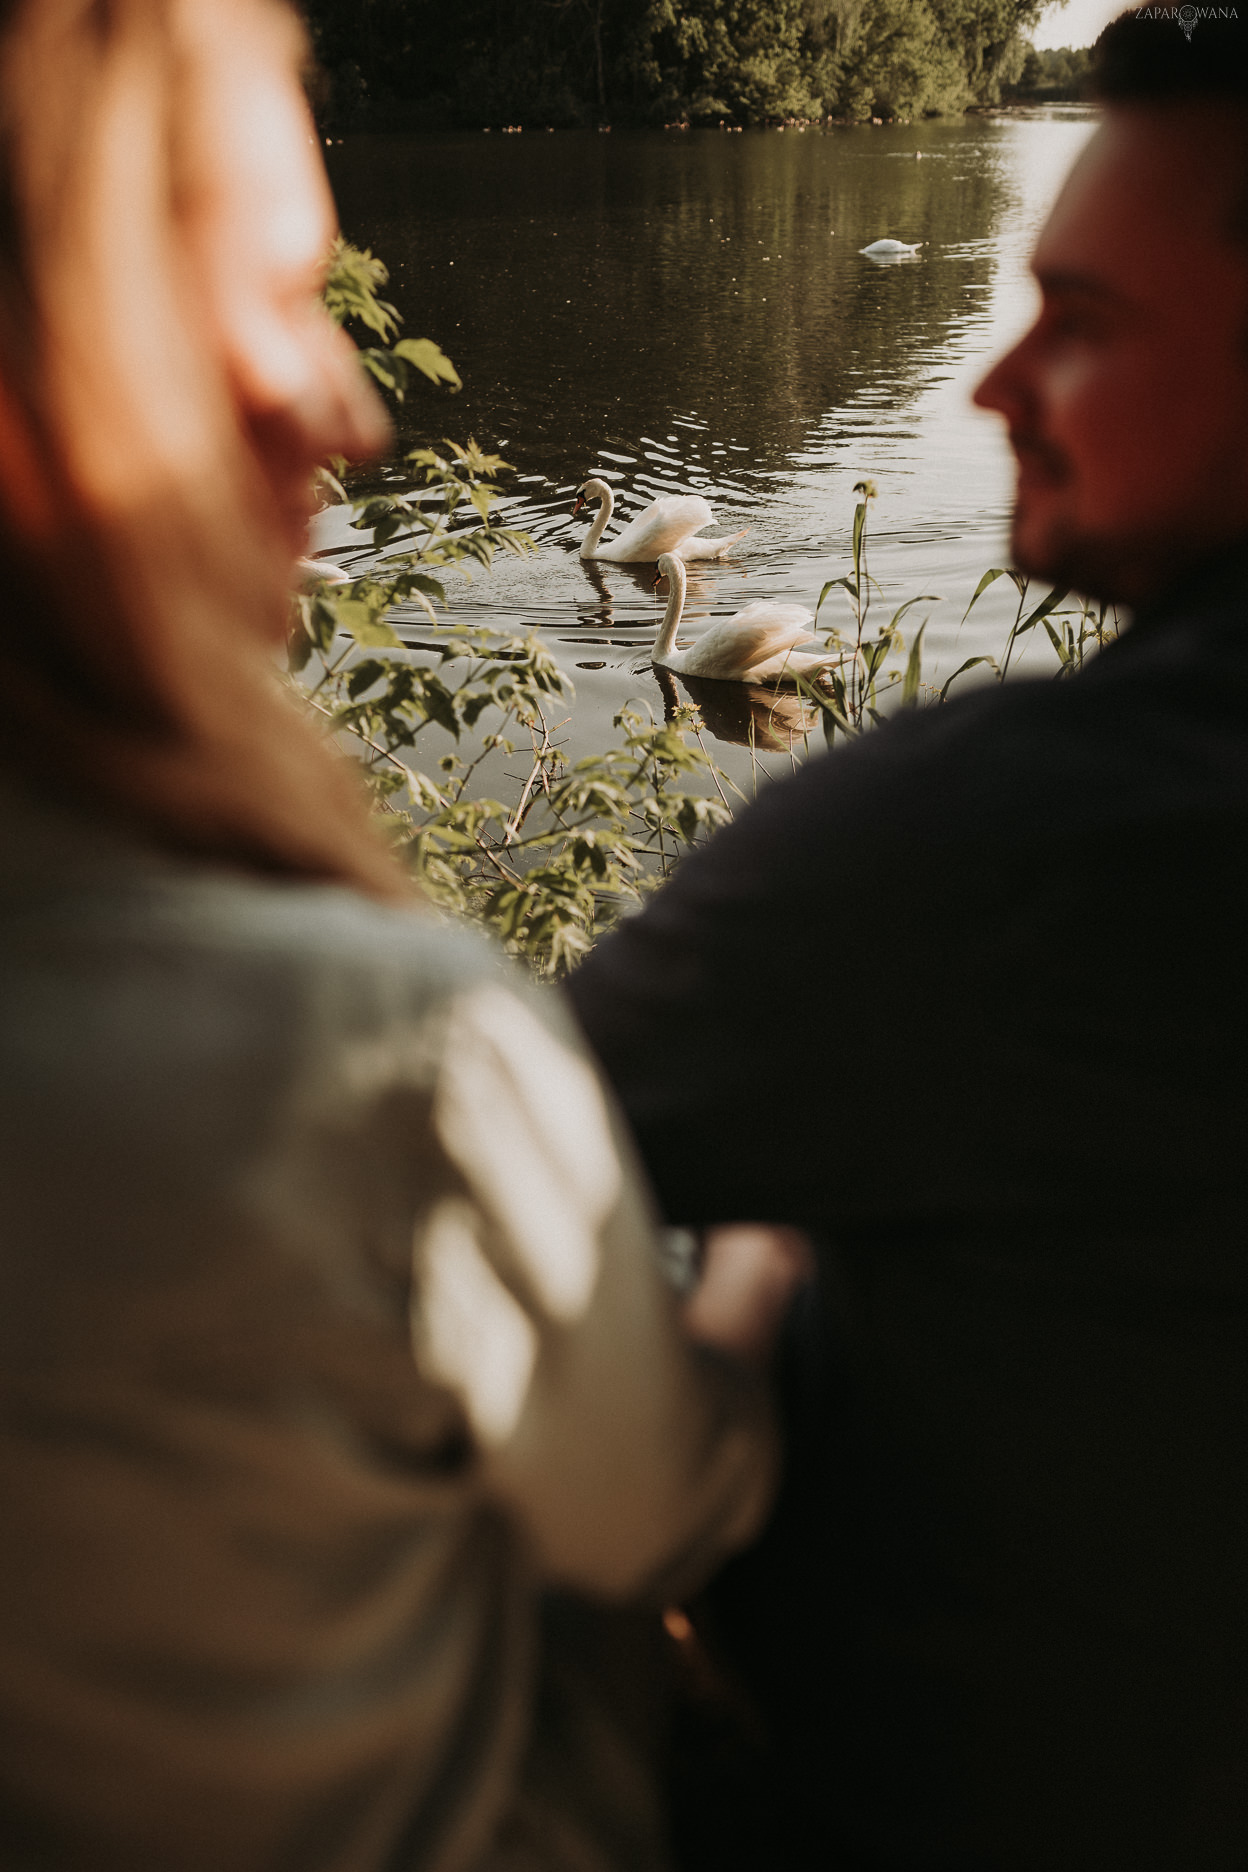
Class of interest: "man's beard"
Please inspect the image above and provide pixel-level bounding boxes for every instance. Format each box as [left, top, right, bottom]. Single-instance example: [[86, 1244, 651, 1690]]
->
[[1007, 428, 1248, 610], [1009, 512, 1135, 607], [1004, 435, 1126, 604], [1008, 506, 1243, 611]]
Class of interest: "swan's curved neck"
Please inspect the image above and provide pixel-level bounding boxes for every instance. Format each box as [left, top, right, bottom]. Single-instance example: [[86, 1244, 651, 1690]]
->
[[653, 560, 686, 665], [580, 483, 613, 558]]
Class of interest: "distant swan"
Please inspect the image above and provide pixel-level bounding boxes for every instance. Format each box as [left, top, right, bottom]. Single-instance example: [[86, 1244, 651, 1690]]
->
[[576, 477, 749, 562], [860, 238, 922, 256], [651, 553, 829, 683]]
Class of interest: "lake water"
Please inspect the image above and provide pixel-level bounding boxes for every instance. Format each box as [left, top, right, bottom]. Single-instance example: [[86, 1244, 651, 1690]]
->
[[316, 110, 1099, 776]]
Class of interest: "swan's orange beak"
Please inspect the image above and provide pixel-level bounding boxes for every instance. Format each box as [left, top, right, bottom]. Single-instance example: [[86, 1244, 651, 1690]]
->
[[573, 491, 585, 516], [652, 569, 663, 591]]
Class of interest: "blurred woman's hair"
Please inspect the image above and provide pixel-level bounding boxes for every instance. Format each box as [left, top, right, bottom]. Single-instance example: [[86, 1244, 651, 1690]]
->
[[0, 0, 408, 897]]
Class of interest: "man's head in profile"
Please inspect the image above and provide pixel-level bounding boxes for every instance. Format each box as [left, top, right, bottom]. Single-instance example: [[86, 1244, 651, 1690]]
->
[[975, 14, 1248, 608]]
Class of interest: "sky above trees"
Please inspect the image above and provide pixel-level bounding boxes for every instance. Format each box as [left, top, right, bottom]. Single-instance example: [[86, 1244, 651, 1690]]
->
[[1034, 0, 1128, 49]]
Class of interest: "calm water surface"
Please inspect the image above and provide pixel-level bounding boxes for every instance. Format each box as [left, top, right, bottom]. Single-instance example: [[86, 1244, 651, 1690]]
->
[[315, 111, 1098, 772]]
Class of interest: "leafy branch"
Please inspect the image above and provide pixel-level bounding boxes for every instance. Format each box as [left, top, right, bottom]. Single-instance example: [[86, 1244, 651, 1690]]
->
[[288, 241, 736, 975]]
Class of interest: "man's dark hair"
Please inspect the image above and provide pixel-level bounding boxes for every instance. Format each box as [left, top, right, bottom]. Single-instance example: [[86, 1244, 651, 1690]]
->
[[1094, 10, 1248, 103]]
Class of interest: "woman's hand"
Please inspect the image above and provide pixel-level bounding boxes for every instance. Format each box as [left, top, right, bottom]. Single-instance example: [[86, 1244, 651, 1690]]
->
[[682, 1226, 813, 1366]]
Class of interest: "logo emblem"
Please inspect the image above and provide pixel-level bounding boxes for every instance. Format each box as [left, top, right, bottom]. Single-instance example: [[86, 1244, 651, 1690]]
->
[[1179, 3, 1199, 34]]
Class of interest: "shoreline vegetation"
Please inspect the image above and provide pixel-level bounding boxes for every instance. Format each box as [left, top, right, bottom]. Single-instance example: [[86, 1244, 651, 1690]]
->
[[294, 245, 1116, 978], [297, 3, 1091, 133]]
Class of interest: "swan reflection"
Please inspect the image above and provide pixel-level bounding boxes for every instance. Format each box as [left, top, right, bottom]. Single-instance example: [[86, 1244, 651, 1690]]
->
[[655, 665, 820, 752], [582, 554, 726, 645], [584, 554, 733, 605], [576, 556, 616, 629]]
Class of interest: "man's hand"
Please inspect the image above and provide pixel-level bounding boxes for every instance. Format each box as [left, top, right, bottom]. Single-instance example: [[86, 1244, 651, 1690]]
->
[[682, 1225, 813, 1366]]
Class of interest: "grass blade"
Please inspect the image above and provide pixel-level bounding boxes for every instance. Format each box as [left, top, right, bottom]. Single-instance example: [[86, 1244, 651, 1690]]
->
[[961, 566, 1010, 624], [901, 619, 928, 706], [939, 654, 999, 702]]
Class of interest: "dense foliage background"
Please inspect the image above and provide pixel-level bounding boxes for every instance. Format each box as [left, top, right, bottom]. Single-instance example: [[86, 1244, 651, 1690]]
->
[[1013, 41, 1092, 99], [300, 0, 1057, 129]]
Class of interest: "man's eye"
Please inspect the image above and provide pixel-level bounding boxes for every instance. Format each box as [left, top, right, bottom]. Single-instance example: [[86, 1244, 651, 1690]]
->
[[1044, 305, 1111, 343]]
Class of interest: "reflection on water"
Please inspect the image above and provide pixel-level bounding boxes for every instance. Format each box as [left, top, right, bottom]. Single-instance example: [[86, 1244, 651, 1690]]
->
[[318, 109, 1098, 783], [666, 669, 821, 754]]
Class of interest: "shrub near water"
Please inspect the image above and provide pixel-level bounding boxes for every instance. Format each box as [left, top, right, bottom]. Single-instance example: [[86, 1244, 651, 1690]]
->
[[292, 242, 735, 976], [292, 243, 1116, 976]]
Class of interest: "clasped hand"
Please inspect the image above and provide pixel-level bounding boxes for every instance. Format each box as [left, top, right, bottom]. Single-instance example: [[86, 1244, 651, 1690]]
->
[[682, 1225, 813, 1366]]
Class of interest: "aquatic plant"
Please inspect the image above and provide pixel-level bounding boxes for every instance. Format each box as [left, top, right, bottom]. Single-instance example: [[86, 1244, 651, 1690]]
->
[[939, 565, 1116, 693], [805, 477, 941, 736], [800, 480, 1118, 742]]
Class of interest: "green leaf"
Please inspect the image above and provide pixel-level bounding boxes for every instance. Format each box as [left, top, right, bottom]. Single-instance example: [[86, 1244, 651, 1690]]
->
[[901, 619, 928, 706], [1017, 585, 1070, 635], [420, 676, 463, 739], [889, 595, 942, 630], [1042, 617, 1073, 667], [861, 636, 889, 683], [287, 622, 313, 673], [393, 574, 448, 603], [321, 239, 400, 340], [939, 654, 1000, 701], [346, 657, 387, 699], [852, 498, 867, 586], [393, 338, 463, 390], [305, 596, 339, 655], [961, 566, 1010, 624], [360, 350, 403, 394], [816, 575, 857, 619], [331, 599, 402, 648], [794, 673, 858, 738]]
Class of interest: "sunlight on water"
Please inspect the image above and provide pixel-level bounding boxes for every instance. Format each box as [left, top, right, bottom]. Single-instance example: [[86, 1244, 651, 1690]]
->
[[316, 109, 1099, 773]]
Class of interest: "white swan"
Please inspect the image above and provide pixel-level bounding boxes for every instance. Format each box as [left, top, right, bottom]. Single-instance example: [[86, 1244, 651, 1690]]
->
[[652, 554, 830, 683], [576, 477, 749, 562], [860, 238, 922, 256], [296, 556, 349, 587]]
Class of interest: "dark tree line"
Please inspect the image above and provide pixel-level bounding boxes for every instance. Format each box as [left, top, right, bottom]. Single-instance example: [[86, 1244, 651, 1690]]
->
[[1010, 41, 1093, 99], [300, 0, 1055, 129]]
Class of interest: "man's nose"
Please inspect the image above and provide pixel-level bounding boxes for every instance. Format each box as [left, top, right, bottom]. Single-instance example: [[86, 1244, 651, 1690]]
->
[[972, 332, 1033, 425]]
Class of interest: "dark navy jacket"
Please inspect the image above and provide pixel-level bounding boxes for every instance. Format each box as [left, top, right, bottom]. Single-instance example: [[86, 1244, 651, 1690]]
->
[[569, 551, 1248, 1872]]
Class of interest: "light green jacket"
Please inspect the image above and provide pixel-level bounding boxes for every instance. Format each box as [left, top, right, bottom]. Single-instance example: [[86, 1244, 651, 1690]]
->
[[0, 788, 773, 1872]]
